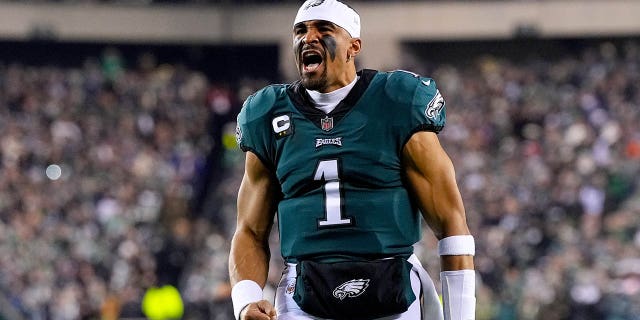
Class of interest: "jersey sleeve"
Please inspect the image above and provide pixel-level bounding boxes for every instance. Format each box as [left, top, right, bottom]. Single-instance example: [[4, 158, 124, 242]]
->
[[411, 76, 446, 134], [235, 86, 279, 170], [384, 70, 446, 145]]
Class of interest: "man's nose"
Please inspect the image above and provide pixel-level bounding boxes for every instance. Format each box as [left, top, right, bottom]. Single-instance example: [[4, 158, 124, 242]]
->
[[303, 28, 321, 44]]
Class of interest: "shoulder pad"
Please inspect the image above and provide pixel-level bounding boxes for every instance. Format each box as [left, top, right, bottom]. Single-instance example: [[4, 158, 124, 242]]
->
[[384, 70, 438, 105], [236, 84, 287, 154], [385, 70, 446, 133], [240, 84, 287, 122]]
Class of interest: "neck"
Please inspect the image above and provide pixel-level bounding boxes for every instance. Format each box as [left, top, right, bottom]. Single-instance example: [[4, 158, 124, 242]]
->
[[306, 76, 358, 114], [321, 66, 357, 93]]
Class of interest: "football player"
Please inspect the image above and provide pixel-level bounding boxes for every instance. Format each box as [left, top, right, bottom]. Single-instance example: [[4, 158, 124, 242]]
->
[[229, 1, 476, 319]]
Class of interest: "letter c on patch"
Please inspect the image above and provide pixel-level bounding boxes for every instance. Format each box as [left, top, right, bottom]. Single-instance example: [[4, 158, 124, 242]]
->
[[272, 115, 291, 134]]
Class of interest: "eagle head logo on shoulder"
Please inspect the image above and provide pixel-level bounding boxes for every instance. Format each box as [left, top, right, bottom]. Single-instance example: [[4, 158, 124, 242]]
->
[[425, 89, 445, 119], [332, 279, 370, 300], [235, 123, 243, 146]]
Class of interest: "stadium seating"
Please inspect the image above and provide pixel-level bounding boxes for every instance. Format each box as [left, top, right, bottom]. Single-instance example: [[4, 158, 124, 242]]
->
[[1, 37, 639, 320]]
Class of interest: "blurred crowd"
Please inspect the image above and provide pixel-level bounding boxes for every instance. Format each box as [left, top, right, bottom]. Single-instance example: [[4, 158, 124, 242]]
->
[[1, 40, 639, 320], [419, 41, 640, 319], [0, 53, 249, 319]]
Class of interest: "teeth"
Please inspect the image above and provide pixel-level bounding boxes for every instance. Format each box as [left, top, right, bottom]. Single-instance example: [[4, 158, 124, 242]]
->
[[302, 51, 321, 62], [301, 50, 322, 73], [303, 51, 320, 57]]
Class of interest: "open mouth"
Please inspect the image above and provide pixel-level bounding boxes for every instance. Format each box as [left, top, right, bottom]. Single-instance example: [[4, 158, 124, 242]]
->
[[302, 51, 323, 73]]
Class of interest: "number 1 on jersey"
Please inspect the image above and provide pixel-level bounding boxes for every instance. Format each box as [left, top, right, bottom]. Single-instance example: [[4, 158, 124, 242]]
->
[[314, 159, 352, 227]]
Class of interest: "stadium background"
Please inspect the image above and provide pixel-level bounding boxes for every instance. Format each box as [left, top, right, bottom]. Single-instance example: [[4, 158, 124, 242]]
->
[[1, 0, 639, 319]]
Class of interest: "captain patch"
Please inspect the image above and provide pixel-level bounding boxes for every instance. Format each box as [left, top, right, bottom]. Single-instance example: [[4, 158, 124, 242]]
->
[[272, 114, 294, 139]]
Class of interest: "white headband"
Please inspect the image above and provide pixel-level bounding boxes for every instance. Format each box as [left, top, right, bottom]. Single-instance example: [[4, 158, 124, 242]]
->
[[293, 0, 361, 38]]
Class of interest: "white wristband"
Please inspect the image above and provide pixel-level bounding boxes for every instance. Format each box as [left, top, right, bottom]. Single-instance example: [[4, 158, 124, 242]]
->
[[441, 270, 476, 320], [231, 280, 263, 320], [438, 235, 475, 256]]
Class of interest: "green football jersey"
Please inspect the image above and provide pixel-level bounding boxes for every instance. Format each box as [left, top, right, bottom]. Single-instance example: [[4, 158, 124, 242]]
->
[[236, 69, 446, 262]]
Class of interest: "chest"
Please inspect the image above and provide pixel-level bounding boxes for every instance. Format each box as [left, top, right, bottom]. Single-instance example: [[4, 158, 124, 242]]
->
[[272, 105, 404, 195]]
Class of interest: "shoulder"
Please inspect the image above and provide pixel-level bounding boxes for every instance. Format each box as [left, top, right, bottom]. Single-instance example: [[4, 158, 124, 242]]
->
[[236, 84, 289, 153], [238, 84, 289, 123], [379, 70, 446, 133], [381, 69, 439, 104]]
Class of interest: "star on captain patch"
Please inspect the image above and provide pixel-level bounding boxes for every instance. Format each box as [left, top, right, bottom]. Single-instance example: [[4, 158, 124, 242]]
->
[[321, 116, 334, 131]]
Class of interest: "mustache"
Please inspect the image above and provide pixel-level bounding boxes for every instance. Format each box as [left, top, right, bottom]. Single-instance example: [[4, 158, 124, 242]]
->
[[296, 42, 321, 57], [301, 44, 321, 53], [295, 36, 337, 61]]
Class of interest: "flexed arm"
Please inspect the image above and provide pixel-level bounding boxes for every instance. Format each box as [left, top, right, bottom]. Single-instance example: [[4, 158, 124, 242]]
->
[[229, 151, 281, 320], [403, 131, 475, 320]]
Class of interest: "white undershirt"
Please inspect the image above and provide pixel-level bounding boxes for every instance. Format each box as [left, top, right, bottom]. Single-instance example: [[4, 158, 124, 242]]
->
[[306, 76, 358, 114]]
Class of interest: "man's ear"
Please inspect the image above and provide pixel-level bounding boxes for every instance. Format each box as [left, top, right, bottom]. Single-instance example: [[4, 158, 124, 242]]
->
[[349, 38, 362, 58]]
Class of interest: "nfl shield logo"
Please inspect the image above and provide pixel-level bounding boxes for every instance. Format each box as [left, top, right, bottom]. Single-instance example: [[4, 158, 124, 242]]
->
[[321, 116, 334, 131]]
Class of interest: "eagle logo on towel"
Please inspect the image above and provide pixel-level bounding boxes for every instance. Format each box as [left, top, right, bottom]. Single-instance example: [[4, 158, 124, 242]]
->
[[333, 279, 370, 300]]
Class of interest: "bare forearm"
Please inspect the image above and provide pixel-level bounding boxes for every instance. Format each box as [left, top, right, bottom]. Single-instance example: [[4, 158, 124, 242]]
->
[[229, 230, 276, 320], [441, 255, 474, 271], [230, 152, 280, 287], [229, 230, 271, 287]]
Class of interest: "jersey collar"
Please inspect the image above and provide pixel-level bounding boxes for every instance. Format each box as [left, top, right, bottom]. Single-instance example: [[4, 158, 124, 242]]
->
[[287, 69, 377, 129]]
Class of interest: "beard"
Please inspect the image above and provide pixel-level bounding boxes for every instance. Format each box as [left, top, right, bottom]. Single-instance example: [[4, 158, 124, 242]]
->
[[300, 67, 329, 91]]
